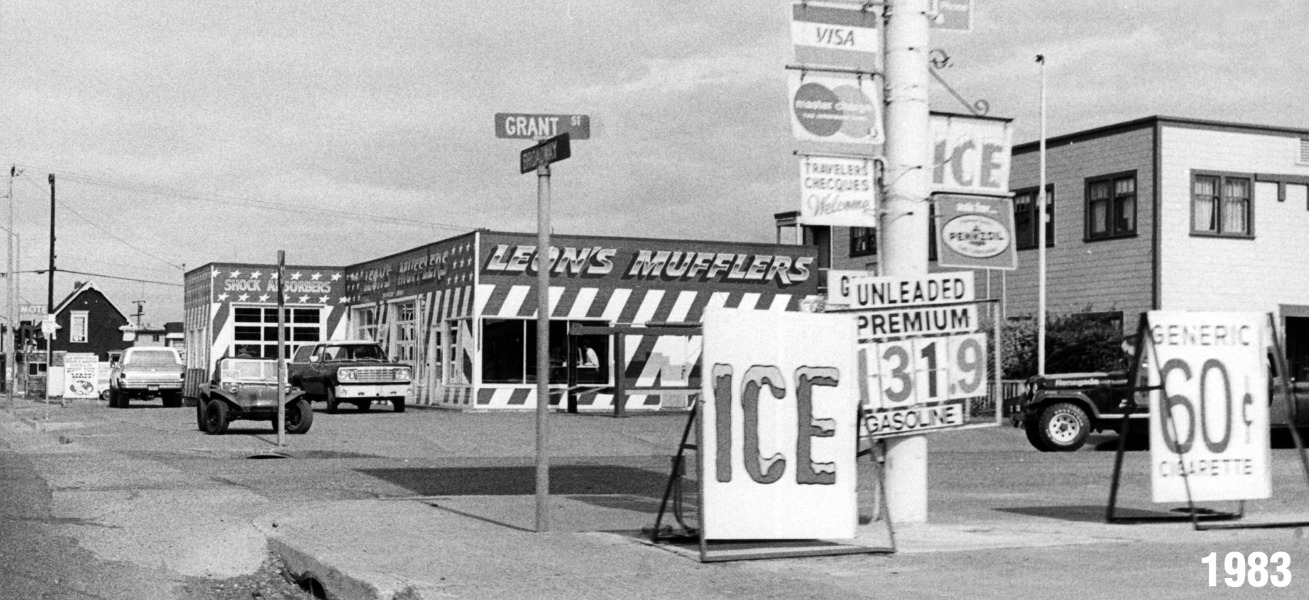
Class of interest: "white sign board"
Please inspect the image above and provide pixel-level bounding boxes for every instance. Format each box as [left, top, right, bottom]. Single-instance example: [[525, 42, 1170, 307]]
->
[[789, 71, 883, 147], [931, 113, 1012, 197], [858, 333, 985, 438], [701, 308, 859, 540], [798, 155, 878, 227], [63, 353, 99, 399], [1147, 311, 1271, 503], [790, 1, 880, 72], [830, 271, 974, 310], [930, 0, 972, 31], [934, 194, 1018, 271]]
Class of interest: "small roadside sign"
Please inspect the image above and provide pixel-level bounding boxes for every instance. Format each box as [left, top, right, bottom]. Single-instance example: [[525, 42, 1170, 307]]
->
[[934, 194, 1017, 271], [790, 1, 880, 72], [930, 0, 972, 31], [496, 113, 590, 140], [41, 314, 60, 336], [520, 133, 572, 174]]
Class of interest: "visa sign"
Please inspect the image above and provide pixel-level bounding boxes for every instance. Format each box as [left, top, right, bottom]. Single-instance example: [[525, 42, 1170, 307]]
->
[[931, 113, 1013, 196]]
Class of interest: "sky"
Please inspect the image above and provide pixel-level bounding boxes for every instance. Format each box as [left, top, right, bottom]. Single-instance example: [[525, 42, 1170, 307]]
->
[[1, 0, 1306, 325]]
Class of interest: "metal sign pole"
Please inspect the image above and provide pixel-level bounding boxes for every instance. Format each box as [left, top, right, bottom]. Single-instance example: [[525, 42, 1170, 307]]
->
[[535, 162, 552, 533], [276, 251, 286, 448]]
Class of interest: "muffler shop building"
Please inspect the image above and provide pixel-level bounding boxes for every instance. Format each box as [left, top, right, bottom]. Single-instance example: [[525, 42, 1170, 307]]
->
[[183, 230, 820, 411]]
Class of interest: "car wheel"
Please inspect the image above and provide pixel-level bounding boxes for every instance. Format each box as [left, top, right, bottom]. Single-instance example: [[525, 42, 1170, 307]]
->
[[392, 397, 405, 413], [108, 388, 119, 408], [285, 398, 314, 434], [1024, 421, 1052, 452], [326, 387, 340, 413], [1038, 403, 1090, 452], [204, 399, 230, 435], [195, 397, 207, 431], [120, 392, 131, 409], [163, 392, 182, 408], [355, 400, 370, 412]]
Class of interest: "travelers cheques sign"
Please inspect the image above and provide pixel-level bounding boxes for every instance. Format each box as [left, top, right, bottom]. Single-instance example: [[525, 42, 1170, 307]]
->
[[797, 155, 878, 228], [1145, 311, 1271, 503], [701, 308, 859, 540], [933, 194, 1017, 270], [931, 113, 1012, 197]]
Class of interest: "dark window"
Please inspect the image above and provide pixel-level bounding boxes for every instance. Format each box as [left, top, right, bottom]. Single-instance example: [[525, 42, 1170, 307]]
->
[[482, 319, 610, 385], [1192, 173, 1251, 237], [1013, 185, 1054, 249], [1086, 173, 1136, 240], [850, 228, 876, 257], [849, 211, 937, 261]]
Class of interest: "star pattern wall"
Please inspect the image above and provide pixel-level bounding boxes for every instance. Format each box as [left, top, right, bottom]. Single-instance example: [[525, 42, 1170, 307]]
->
[[210, 265, 347, 305]]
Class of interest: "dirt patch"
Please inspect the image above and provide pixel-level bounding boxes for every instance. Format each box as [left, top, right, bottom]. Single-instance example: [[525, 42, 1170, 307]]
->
[[177, 555, 320, 600]]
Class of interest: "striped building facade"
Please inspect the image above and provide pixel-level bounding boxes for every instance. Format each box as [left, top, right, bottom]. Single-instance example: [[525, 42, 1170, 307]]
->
[[184, 231, 821, 411]]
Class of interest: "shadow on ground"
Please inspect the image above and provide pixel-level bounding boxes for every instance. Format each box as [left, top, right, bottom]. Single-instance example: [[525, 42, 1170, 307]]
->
[[996, 505, 1194, 523], [357, 465, 669, 496]]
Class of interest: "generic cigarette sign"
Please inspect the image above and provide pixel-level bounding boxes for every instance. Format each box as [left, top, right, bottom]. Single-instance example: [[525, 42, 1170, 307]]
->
[[701, 308, 859, 540], [1147, 311, 1271, 503]]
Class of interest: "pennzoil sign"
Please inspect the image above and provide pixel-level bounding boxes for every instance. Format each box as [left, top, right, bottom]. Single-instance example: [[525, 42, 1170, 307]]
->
[[934, 194, 1017, 271]]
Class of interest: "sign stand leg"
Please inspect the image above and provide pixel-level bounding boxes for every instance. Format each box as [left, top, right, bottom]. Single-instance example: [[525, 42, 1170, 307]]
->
[[1195, 313, 1309, 531], [1106, 313, 1240, 525]]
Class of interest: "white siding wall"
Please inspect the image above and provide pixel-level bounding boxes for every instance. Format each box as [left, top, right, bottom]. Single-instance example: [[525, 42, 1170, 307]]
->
[[1159, 126, 1309, 313]]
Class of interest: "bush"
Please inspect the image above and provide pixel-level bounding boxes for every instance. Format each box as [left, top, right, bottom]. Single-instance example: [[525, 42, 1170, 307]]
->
[[994, 310, 1128, 379]]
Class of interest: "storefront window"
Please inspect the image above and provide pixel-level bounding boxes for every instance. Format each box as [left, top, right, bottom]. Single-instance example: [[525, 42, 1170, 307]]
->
[[233, 306, 322, 359], [393, 301, 417, 363], [353, 306, 378, 340], [481, 319, 609, 384]]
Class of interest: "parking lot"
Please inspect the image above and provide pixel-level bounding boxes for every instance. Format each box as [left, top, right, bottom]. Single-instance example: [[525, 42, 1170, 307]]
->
[[4, 398, 1309, 598]]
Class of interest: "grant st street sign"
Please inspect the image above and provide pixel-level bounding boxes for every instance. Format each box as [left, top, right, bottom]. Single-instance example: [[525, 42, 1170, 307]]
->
[[496, 113, 590, 140]]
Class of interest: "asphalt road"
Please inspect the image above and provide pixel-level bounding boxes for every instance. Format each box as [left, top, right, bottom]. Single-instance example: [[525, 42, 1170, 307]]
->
[[4, 397, 1309, 599]]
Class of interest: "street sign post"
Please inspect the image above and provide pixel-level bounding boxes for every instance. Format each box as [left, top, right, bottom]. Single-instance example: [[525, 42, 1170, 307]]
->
[[496, 113, 590, 140], [520, 133, 572, 174]]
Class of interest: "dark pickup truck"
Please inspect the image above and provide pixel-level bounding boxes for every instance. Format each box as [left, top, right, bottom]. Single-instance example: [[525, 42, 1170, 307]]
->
[[288, 341, 413, 413], [1016, 371, 1309, 451]]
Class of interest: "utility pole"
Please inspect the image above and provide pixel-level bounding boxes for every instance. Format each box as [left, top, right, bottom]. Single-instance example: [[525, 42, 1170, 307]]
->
[[47, 174, 55, 314], [132, 300, 145, 328], [6, 166, 14, 408], [880, 0, 932, 524]]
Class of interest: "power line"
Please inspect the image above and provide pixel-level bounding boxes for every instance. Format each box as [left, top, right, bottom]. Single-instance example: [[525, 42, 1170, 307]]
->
[[18, 172, 183, 270], [18, 165, 476, 232], [42, 268, 181, 287]]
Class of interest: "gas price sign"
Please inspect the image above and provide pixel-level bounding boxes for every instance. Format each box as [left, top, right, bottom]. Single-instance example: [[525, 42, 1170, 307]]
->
[[1147, 311, 1271, 503], [858, 332, 986, 437]]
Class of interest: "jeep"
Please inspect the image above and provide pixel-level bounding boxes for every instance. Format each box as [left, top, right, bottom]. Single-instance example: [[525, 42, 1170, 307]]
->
[[199, 358, 313, 435]]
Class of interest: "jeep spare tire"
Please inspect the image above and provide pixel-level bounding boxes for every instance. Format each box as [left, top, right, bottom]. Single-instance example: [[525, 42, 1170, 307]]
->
[[1038, 402, 1090, 452]]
